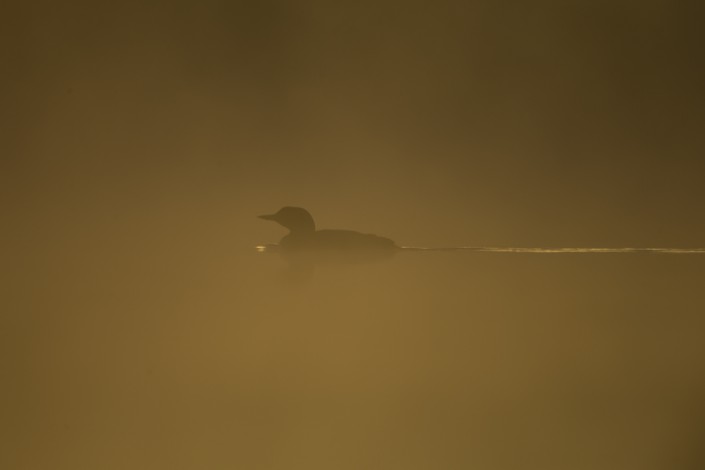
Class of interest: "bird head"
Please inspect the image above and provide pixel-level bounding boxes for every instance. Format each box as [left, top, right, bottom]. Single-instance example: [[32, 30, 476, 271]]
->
[[259, 206, 316, 233]]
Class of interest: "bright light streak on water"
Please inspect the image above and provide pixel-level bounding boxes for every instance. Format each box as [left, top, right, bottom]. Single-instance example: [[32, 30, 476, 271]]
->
[[256, 245, 705, 254], [400, 247, 705, 254]]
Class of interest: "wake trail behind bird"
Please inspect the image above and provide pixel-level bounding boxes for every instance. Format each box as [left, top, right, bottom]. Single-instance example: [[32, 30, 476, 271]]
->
[[398, 247, 705, 254]]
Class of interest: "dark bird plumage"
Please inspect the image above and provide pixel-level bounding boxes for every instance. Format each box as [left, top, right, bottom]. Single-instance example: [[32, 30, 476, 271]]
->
[[258, 207, 396, 256]]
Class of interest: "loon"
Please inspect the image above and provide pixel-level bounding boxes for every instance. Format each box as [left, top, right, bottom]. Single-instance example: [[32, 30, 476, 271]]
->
[[258, 207, 397, 256]]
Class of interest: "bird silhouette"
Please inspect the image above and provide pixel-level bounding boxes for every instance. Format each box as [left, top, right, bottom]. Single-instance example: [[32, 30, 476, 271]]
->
[[258, 207, 396, 258], [257, 207, 705, 283]]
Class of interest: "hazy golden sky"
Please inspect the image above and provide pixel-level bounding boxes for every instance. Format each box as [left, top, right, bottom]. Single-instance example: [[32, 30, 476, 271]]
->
[[5, 0, 705, 248]]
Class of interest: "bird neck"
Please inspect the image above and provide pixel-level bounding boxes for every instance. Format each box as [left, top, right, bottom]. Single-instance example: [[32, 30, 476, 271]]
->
[[282, 215, 316, 235], [287, 225, 315, 236]]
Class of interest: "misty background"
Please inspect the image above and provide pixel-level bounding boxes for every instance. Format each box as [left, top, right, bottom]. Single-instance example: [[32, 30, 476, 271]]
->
[[3, 1, 705, 469]]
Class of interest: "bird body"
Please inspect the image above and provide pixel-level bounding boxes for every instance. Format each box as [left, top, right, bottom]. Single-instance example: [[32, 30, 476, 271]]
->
[[259, 207, 396, 257], [281, 229, 396, 253]]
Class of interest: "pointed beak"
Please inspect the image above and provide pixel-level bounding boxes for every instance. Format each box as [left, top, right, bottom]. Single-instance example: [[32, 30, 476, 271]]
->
[[258, 213, 277, 221]]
